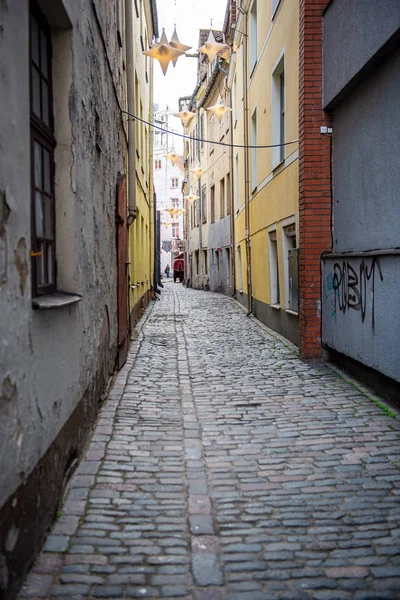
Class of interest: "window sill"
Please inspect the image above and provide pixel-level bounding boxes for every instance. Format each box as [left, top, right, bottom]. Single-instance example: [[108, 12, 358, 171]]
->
[[271, 303, 281, 311], [272, 158, 285, 172], [286, 309, 299, 317], [32, 291, 82, 310]]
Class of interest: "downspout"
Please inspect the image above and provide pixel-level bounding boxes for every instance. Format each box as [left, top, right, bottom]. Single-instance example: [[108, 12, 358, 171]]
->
[[226, 85, 235, 297], [125, 0, 137, 225], [242, 9, 252, 315]]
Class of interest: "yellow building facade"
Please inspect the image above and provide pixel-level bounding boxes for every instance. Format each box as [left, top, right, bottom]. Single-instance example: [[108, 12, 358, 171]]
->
[[127, 0, 157, 327], [229, 0, 300, 344]]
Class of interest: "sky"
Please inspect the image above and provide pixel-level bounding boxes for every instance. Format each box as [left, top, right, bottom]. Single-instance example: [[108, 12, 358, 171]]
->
[[153, 0, 228, 113]]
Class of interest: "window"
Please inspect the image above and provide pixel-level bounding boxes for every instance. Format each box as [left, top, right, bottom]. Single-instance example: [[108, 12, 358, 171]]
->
[[155, 159, 161, 169], [233, 74, 238, 123], [226, 173, 231, 216], [282, 223, 299, 312], [235, 154, 240, 212], [200, 113, 205, 149], [210, 185, 215, 224], [269, 230, 280, 305], [209, 115, 215, 153], [203, 250, 208, 275], [172, 222, 179, 238], [171, 197, 179, 208], [220, 177, 225, 219], [202, 184, 207, 224], [116, 0, 124, 47], [250, 0, 257, 74], [195, 250, 199, 275], [215, 250, 220, 286], [237, 245, 243, 290], [171, 178, 179, 188], [226, 247, 231, 286], [251, 107, 257, 191], [30, 3, 56, 295], [272, 53, 285, 168]]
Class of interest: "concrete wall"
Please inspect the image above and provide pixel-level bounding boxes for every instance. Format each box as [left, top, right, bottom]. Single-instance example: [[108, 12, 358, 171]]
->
[[321, 0, 400, 383], [323, 0, 400, 109], [0, 0, 127, 594]]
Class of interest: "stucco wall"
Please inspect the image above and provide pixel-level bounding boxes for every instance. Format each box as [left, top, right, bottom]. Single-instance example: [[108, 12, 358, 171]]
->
[[323, 0, 400, 109], [0, 0, 125, 524]]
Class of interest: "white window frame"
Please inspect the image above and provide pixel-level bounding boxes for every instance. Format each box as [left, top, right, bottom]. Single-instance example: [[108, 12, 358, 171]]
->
[[235, 153, 240, 212], [272, 0, 282, 19], [251, 105, 257, 192], [250, 0, 258, 74], [281, 217, 297, 310], [268, 228, 280, 306], [271, 49, 285, 169], [237, 244, 243, 291]]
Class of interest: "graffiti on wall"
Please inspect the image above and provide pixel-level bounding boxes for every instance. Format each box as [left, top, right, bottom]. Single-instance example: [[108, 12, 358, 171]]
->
[[326, 256, 383, 326]]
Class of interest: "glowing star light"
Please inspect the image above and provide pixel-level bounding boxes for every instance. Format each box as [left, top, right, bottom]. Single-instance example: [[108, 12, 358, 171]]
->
[[198, 30, 228, 64], [169, 27, 192, 66], [143, 29, 185, 75], [190, 166, 205, 180], [174, 109, 196, 128], [164, 148, 182, 166], [184, 193, 200, 203], [163, 221, 172, 229], [206, 103, 232, 123]]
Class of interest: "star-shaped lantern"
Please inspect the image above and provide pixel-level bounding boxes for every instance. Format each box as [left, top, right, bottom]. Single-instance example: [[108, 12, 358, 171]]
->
[[206, 103, 232, 123], [198, 30, 228, 63], [164, 148, 183, 167], [143, 29, 185, 75], [184, 193, 200, 203], [169, 27, 192, 66], [190, 166, 205, 180], [163, 221, 172, 229], [174, 109, 196, 128]]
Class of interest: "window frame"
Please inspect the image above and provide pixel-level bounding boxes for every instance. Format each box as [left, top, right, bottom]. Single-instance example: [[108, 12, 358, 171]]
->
[[30, 1, 57, 296]]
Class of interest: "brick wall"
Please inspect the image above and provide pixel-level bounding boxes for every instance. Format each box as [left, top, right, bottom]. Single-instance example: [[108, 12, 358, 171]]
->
[[299, 0, 332, 360]]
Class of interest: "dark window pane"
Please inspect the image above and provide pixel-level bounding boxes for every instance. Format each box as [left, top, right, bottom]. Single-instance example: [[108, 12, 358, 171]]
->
[[34, 141, 42, 188], [43, 148, 51, 193], [37, 242, 45, 285], [41, 80, 50, 125], [31, 16, 40, 66], [40, 29, 49, 77], [44, 195, 53, 239], [35, 191, 43, 237], [46, 242, 53, 284], [32, 67, 41, 117]]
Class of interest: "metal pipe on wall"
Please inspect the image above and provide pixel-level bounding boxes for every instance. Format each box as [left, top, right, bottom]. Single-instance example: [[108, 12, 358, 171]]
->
[[125, 0, 137, 224]]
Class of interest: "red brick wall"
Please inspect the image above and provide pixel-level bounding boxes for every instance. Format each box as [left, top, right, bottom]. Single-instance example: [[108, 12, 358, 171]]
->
[[299, 0, 332, 360]]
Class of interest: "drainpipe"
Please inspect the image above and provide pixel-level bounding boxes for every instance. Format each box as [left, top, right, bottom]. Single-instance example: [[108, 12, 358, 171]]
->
[[241, 8, 252, 315], [225, 83, 236, 297], [125, 0, 137, 225]]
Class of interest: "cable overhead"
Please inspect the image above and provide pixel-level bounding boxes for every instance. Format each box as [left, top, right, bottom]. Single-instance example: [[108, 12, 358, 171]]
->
[[121, 110, 299, 150]]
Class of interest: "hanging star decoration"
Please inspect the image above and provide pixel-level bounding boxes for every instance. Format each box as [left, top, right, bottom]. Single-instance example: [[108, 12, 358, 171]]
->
[[206, 103, 232, 123], [198, 29, 228, 64], [174, 109, 196, 128], [143, 29, 185, 75], [163, 221, 172, 229], [184, 193, 200, 203], [190, 166, 205, 180], [169, 27, 192, 66], [164, 148, 183, 166]]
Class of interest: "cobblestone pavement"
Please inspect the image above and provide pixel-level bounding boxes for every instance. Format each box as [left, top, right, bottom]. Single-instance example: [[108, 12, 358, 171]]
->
[[20, 282, 400, 600]]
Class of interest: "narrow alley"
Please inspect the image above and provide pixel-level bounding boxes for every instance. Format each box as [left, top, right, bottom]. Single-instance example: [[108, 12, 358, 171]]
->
[[20, 283, 400, 600]]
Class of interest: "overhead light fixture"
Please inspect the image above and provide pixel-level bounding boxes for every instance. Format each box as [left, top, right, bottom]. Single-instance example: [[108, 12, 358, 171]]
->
[[190, 166, 204, 180], [143, 29, 185, 75], [163, 221, 172, 228], [164, 148, 183, 166], [206, 103, 232, 122], [198, 30, 228, 63], [184, 193, 200, 203], [169, 27, 192, 66], [174, 109, 196, 128]]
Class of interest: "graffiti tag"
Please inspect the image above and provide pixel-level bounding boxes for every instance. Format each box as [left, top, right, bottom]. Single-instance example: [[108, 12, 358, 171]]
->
[[329, 257, 383, 327]]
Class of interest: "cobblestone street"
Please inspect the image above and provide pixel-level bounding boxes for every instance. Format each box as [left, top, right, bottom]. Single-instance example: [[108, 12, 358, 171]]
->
[[20, 283, 400, 600]]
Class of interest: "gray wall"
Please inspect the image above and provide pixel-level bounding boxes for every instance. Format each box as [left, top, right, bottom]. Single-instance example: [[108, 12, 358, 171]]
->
[[0, 0, 124, 566], [208, 216, 232, 295], [321, 0, 400, 383], [323, 0, 400, 108]]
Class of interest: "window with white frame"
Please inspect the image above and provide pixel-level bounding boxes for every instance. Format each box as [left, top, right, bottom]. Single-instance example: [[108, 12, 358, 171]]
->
[[209, 115, 215, 153], [233, 73, 238, 123], [171, 222, 179, 238], [271, 53, 285, 168], [220, 177, 225, 219], [272, 0, 281, 18], [155, 159, 161, 169], [171, 177, 178, 188], [226, 172, 231, 216], [250, 0, 258, 73], [282, 223, 299, 312], [237, 244, 243, 290], [171, 197, 179, 208], [235, 154, 239, 212], [268, 230, 280, 305], [251, 107, 257, 191]]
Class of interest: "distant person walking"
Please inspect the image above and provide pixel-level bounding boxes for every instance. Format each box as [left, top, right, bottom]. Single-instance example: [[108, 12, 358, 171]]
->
[[164, 265, 170, 278]]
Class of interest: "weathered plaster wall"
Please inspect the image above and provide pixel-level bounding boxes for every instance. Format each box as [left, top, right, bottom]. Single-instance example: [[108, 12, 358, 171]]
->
[[321, 2, 400, 383], [0, 0, 127, 593]]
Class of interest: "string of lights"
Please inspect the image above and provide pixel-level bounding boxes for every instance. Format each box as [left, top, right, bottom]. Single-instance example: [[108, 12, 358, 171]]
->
[[121, 109, 299, 150]]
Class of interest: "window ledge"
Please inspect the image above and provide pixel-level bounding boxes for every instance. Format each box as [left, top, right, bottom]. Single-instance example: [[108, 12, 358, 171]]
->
[[272, 158, 285, 172], [32, 291, 82, 310], [286, 309, 299, 317], [271, 303, 281, 311]]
